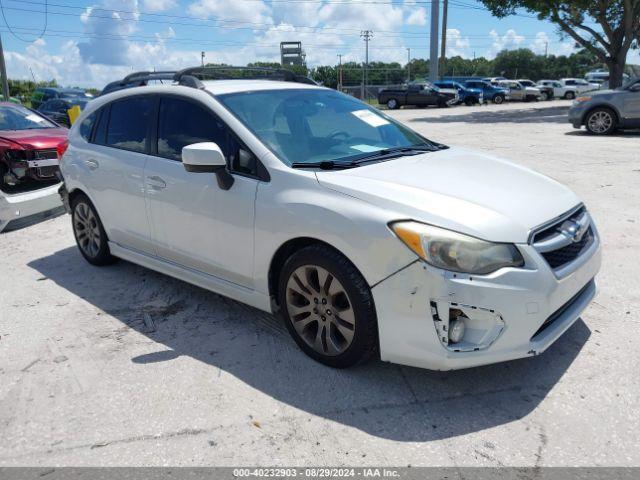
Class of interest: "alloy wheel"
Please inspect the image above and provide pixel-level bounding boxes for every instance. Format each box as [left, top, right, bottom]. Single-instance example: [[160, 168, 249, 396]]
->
[[587, 111, 613, 134], [387, 99, 398, 109], [73, 202, 102, 258], [285, 265, 355, 356]]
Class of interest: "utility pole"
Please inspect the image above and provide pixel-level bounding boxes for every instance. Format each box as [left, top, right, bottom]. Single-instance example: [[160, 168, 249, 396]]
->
[[337, 54, 343, 90], [406, 47, 411, 83], [0, 33, 10, 101], [201, 51, 205, 67], [360, 30, 373, 100], [440, 0, 448, 79], [429, 0, 440, 82], [545, 42, 549, 57]]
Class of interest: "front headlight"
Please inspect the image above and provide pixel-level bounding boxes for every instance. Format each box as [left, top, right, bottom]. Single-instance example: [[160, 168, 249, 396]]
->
[[574, 96, 592, 104], [391, 221, 524, 275]]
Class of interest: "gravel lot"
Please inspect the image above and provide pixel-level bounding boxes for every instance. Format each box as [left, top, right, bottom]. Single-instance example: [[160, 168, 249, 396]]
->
[[1, 100, 639, 466]]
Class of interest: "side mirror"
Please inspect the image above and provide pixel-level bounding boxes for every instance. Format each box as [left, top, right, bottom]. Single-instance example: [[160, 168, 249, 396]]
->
[[182, 142, 234, 190], [630, 83, 640, 92]]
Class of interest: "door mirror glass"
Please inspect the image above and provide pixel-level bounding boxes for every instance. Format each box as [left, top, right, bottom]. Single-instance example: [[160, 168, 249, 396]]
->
[[182, 142, 227, 173]]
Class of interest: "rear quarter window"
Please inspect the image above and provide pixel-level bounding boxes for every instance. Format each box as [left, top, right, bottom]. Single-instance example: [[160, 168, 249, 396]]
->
[[79, 111, 98, 142]]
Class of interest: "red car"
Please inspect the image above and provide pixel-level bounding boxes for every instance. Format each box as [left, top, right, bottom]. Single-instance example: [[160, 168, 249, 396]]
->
[[0, 102, 68, 232]]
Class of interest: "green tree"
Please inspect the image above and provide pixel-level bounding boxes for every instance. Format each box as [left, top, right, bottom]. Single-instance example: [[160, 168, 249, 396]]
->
[[479, 0, 640, 87]]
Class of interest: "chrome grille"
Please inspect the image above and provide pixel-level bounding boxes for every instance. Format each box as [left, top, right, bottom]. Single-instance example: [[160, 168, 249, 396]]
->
[[532, 206, 595, 272]]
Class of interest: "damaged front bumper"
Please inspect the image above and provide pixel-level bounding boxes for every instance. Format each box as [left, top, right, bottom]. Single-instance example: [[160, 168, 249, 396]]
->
[[0, 183, 64, 233], [372, 233, 601, 371]]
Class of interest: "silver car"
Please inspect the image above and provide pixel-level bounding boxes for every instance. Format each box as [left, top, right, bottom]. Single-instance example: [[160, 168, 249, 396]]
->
[[568, 79, 640, 134], [497, 80, 542, 102]]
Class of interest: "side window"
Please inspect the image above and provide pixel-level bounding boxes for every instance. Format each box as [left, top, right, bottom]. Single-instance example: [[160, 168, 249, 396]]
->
[[79, 111, 98, 142], [106, 96, 154, 153], [157, 97, 228, 161]]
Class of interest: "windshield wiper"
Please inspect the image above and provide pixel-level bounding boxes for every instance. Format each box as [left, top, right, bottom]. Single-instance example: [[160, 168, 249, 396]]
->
[[290, 144, 445, 170], [350, 145, 440, 164], [290, 160, 358, 170]]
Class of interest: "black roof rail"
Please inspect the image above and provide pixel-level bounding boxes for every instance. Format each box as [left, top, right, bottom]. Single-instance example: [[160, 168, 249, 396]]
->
[[100, 71, 177, 96], [100, 66, 317, 96], [173, 66, 317, 85]]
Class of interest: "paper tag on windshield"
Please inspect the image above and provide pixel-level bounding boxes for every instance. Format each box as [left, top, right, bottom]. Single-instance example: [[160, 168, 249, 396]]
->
[[351, 109, 389, 127], [350, 144, 381, 152]]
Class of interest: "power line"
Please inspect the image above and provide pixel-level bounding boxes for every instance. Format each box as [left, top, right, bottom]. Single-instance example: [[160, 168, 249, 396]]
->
[[0, 0, 47, 42]]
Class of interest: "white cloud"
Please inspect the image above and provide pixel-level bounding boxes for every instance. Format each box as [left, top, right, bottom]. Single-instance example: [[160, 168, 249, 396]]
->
[[187, 0, 272, 25], [403, 0, 427, 26], [78, 0, 140, 65], [142, 0, 177, 12], [446, 28, 471, 57], [486, 29, 525, 58]]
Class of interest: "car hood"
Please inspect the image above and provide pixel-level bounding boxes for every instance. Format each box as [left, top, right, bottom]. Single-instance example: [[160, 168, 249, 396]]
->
[[315, 147, 580, 243], [0, 128, 68, 149]]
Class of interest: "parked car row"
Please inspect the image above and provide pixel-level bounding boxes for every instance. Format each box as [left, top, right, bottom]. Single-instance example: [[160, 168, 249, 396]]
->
[[378, 77, 601, 109]]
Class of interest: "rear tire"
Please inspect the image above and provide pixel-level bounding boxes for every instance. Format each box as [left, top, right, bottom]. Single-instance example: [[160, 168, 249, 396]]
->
[[386, 98, 399, 110], [564, 91, 576, 100], [585, 107, 617, 135], [493, 94, 504, 105], [278, 244, 378, 368], [71, 194, 117, 266], [541, 91, 549, 101]]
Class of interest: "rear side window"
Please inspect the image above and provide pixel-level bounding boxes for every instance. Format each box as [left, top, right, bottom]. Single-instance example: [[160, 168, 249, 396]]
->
[[157, 97, 228, 161], [79, 111, 98, 141], [106, 96, 154, 153]]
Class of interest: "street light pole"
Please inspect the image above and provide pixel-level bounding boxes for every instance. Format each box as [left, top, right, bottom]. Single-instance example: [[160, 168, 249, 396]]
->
[[406, 47, 411, 83], [0, 33, 10, 101], [440, 0, 448, 79], [360, 30, 373, 100], [201, 51, 205, 67], [429, 0, 439, 82], [337, 53, 343, 90]]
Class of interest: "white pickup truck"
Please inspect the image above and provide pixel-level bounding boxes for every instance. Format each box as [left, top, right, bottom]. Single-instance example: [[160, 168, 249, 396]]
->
[[537, 79, 599, 100]]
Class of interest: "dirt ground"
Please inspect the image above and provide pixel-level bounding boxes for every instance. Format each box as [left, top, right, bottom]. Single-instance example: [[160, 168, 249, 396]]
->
[[1, 100, 639, 466]]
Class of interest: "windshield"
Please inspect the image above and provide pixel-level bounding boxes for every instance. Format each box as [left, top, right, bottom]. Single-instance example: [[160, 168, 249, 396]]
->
[[0, 105, 56, 130], [218, 89, 435, 166]]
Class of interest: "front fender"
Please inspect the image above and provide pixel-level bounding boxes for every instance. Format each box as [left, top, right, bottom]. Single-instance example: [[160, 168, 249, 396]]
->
[[253, 168, 416, 295]]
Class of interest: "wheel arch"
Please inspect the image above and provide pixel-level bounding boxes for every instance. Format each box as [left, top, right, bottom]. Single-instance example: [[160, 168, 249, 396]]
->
[[267, 237, 369, 309], [582, 103, 621, 126]]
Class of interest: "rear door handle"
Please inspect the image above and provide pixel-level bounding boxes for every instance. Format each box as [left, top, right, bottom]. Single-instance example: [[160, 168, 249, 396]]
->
[[146, 175, 167, 189], [84, 159, 99, 170]]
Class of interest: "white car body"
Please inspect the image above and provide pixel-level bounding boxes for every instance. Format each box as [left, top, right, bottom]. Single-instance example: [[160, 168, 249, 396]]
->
[[560, 78, 600, 95], [61, 79, 601, 371]]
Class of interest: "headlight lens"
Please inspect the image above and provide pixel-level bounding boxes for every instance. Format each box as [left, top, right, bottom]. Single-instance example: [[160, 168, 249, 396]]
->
[[391, 221, 524, 275], [574, 96, 592, 103]]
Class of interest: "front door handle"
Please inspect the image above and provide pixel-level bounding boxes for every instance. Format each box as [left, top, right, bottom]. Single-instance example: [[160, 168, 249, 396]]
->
[[146, 175, 167, 189], [84, 159, 99, 170]]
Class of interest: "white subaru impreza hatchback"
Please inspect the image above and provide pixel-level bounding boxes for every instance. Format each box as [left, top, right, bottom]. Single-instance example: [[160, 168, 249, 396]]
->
[[59, 68, 601, 371]]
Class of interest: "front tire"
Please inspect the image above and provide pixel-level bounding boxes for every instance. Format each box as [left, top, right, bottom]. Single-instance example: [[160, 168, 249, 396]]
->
[[493, 94, 504, 104], [386, 98, 399, 110], [564, 91, 576, 100], [278, 244, 378, 368], [71, 194, 117, 266], [541, 91, 549, 101], [585, 107, 617, 135]]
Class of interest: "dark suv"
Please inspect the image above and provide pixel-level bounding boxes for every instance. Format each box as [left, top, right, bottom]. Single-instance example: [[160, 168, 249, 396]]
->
[[30, 88, 92, 110]]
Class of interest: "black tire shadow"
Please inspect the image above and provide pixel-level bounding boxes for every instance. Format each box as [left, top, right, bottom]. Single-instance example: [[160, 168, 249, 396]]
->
[[564, 129, 640, 137], [29, 246, 591, 442], [408, 105, 571, 124]]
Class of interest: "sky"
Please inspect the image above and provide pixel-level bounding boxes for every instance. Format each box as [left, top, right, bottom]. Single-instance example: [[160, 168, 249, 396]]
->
[[1, 0, 638, 88]]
